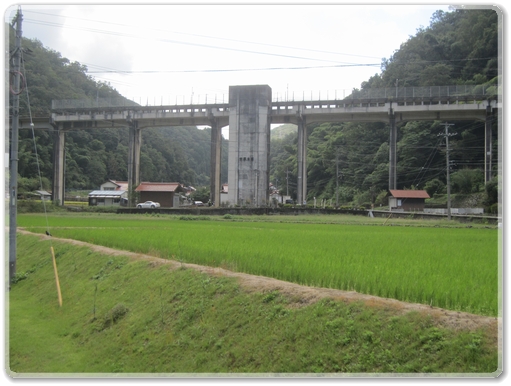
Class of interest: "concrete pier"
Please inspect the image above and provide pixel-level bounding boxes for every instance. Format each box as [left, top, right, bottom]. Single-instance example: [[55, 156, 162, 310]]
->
[[227, 85, 272, 207], [209, 117, 222, 207], [127, 118, 142, 206], [51, 126, 65, 205]]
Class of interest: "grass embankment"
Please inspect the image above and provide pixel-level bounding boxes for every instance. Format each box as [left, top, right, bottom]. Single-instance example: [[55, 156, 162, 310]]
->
[[9, 233, 499, 374], [18, 213, 499, 316]]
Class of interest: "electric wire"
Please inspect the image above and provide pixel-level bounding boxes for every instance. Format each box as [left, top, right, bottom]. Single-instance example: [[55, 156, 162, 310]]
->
[[21, 48, 53, 239], [25, 9, 384, 60], [23, 10, 384, 61], [23, 17, 376, 66]]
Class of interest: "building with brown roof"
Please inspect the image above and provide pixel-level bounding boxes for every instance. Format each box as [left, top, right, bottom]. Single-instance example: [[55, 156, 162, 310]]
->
[[135, 182, 184, 208], [388, 190, 430, 211]]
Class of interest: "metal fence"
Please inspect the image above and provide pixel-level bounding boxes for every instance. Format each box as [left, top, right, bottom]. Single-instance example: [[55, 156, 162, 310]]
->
[[52, 97, 140, 110], [351, 85, 498, 100], [52, 84, 500, 110]]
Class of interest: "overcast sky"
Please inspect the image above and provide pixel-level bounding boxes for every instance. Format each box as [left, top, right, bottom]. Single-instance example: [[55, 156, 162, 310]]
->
[[5, 1, 456, 106]]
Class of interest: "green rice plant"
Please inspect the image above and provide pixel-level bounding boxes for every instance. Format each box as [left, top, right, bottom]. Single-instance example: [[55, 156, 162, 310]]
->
[[18, 214, 498, 316]]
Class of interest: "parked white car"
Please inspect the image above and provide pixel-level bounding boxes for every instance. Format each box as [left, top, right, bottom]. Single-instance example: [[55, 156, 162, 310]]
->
[[137, 201, 160, 209]]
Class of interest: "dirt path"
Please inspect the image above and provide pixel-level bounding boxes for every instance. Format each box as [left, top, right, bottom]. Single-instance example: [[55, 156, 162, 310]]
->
[[19, 229, 500, 336]]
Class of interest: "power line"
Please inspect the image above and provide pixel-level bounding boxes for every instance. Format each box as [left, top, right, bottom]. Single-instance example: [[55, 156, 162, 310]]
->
[[24, 9, 384, 61], [86, 62, 380, 75], [23, 17, 378, 66]]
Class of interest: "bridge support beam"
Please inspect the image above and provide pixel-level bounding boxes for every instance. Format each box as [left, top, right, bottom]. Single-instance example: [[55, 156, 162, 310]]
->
[[210, 118, 222, 207], [484, 105, 493, 184], [227, 85, 272, 207], [52, 125, 65, 205], [388, 107, 397, 190], [297, 115, 308, 205], [127, 119, 141, 207]]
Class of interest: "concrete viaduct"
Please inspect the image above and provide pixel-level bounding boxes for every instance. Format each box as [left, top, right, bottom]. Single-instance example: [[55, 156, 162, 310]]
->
[[22, 84, 500, 207]]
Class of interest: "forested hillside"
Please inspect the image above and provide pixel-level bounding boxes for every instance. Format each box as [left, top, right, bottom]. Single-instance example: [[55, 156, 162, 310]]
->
[[8, 7, 500, 209], [7, 29, 228, 194], [270, 7, 500, 209]]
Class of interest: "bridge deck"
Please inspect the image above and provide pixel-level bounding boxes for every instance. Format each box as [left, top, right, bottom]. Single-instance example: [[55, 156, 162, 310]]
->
[[20, 85, 500, 130]]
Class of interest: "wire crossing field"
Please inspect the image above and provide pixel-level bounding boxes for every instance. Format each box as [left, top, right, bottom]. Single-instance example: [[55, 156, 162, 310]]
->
[[18, 214, 499, 316]]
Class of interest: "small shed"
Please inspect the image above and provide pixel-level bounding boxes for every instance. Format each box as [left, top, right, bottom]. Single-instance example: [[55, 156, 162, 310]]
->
[[89, 190, 128, 206], [389, 190, 430, 211], [135, 182, 184, 208]]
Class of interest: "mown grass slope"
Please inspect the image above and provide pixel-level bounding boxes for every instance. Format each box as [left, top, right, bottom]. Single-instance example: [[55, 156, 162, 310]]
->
[[8, 233, 499, 375]]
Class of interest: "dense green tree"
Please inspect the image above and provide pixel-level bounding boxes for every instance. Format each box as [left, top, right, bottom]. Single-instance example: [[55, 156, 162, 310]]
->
[[450, 169, 484, 194], [424, 178, 446, 197], [269, 130, 298, 199], [191, 186, 211, 203]]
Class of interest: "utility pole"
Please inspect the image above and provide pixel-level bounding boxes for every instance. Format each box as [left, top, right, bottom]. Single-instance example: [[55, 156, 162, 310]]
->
[[438, 123, 456, 220], [9, 7, 23, 286], [285, 167, 289, 196]]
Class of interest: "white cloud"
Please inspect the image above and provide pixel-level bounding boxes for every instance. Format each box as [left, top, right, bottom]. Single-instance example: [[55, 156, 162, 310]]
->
[[7, 2, 453, 103]]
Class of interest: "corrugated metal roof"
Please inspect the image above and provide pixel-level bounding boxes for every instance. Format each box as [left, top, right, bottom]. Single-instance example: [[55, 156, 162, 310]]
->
[[389, 190, 430, 199], [135, 182, 182, 192], [35, 190, 51, 196], [89, 190, 126, 197]]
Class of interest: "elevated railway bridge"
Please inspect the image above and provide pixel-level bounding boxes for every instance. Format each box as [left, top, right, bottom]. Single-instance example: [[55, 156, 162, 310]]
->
[[22, 84, 500, 207]]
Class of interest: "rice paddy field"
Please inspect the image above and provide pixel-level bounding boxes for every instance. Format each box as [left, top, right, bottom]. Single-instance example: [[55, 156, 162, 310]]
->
[[17, 213, 499, 317]]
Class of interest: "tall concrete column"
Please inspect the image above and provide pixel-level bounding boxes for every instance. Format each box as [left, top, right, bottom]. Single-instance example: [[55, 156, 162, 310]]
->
[[484, 104, 493, 184], [388, 106, 397, 190], [127, 118, 141, 207], [296, 115, 308, 205], [227, 85, 272, 207], [210, 118, 222, 207], [52, 125, 65, 205]]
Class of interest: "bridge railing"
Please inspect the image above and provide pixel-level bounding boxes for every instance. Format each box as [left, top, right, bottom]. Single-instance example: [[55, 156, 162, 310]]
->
[[52, 97, 140, 110], [52, 94, 229, 110], [52, 85, 499, 110], [351, 85, 499, 100]]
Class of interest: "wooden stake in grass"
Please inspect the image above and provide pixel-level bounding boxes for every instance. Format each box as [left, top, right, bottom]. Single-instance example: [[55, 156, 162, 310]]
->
[[160, 286, 165, 325], [383, 212, 393, 226], [93, 283, 98, 320], [51, 246, 63, 307]]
